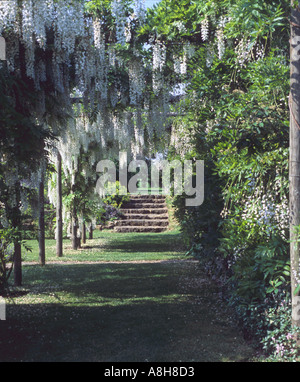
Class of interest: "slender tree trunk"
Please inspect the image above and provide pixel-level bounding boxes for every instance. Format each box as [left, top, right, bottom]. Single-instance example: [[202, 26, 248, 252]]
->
[[71, 180, 79, 250], [89, 224, 93, 240], [38, 165, 45, 266], [71, 200, 80, 249], [56, 151, 63, 257], [72, 215, 78, 250], [290, 1, 300, 328], [82, 221, 86, 244], [14, 241, 22, 286], [13, 183, 22, 286]]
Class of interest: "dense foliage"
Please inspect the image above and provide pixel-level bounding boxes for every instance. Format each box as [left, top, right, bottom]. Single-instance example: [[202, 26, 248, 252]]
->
[[140, 0, 297, 359], [0, 66, 52, 287], [0, 0, 171, 277], [0, 0, 298, 360]]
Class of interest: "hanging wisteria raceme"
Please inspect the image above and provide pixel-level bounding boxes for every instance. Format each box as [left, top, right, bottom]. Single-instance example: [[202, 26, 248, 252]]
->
[[170, 118, 195, 157], [111, 0, 127, 46], [152, 41, 167, 95], [134, 0, 146, 23], [200, 13, 264, 69], [0, 0, 260, 162], [1, 0, 86, 86], [1, 0, 168, 142], [21, 0, 35, 79], [173, 54, 182, 75], [201, 16, 209, 41], [216, 28, 225, 60], [128, 58, 145, 105], [56, 0, 85, 55], [173, 43, 195, 75], [1, 0, 174, 227], [235, 38, 251, 67], [0, 0, 18, 35], [54, 104, 151, 191], [153, 41, 166, 72], [255, 43, 265, 61], [125, 19, 132, 43], [173, 53, 186, 75], [111, 0, 146, 45], [92, 18, 108, 99], [32, 0, 47, 49], [180, 51, 187, 75], [219, 176, 289, 241], [0, 0, 186, 191], [108, 44, 117, 67]]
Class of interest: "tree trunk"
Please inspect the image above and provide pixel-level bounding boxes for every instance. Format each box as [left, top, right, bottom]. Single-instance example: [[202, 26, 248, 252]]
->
[[72, 216, 78, 250], [71, 180, 79, 250], [89, 224, 93, 240], [290, 1, 300, 328], [82, 221, 86, 244], [56, 151, 63, 257], [38, 165, 45, 266], [14, 241, 22, 286], [13, 183, 22, 286]]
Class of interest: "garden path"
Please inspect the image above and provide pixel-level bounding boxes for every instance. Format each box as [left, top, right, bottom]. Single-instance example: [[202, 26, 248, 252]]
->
[[1, 230, 256, 362]]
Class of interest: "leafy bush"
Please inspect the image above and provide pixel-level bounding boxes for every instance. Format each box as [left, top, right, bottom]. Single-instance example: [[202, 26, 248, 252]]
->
[[0, 229, 15, 292], [233, 292, 300, 361], [155, 0, 292, 358], [95, 181, 130, 225], [0, 228, 31, 292], [96, 204, 124, 225], [102, 181, 130, 209]]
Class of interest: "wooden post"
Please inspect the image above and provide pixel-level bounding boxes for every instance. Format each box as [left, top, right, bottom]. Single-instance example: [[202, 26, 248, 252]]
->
[[290, 0, 300, 327], [56, 151, 63, 257]]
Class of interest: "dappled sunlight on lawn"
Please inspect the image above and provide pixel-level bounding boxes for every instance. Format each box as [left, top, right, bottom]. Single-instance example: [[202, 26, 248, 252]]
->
[[0, 261, 254, 362]]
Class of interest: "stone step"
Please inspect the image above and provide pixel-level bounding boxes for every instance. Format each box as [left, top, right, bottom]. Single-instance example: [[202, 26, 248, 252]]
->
[[115, 219, 169, 227], [121, 213, 169, 220], [124, 198, 167, 203], [114, 226, 168, 233], [115, 195, 169, 233], [122, 202, 166, 209], [130, 195, 166, 200], [120, 208, 168, 215]]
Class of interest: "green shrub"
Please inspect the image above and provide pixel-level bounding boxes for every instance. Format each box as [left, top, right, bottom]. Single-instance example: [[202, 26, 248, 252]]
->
[[0, 229, 15, 291], [0, 228, 31, 292], [102, 181, 130, 209]]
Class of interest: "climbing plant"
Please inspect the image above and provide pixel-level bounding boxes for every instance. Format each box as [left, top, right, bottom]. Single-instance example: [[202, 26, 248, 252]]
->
[[138, 0, 295, 358], [0, 0, 296, 359]]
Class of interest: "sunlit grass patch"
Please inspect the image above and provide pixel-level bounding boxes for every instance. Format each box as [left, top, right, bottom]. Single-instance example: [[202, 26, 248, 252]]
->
[[23, 229, 187, 263], [0, 230, 254, 362]]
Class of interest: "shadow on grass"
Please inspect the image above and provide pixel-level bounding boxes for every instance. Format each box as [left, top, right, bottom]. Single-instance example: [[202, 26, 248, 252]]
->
[[17, 263, 189, 299], [93, 232, 186, 253], [0, 262, 254, 362], [1, 301, 249, 362]]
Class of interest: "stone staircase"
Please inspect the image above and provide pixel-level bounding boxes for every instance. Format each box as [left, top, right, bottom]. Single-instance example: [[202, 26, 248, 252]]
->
[[114, 195, 169, 233]]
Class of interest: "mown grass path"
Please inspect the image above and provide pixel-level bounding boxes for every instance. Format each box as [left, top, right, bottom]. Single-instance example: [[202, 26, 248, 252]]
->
[[0, 230, 255, 362]]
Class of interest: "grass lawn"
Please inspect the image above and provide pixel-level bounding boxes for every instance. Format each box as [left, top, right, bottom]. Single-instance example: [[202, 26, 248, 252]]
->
[[23, 229, 187, 263], [0, 229, 255, 362]]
